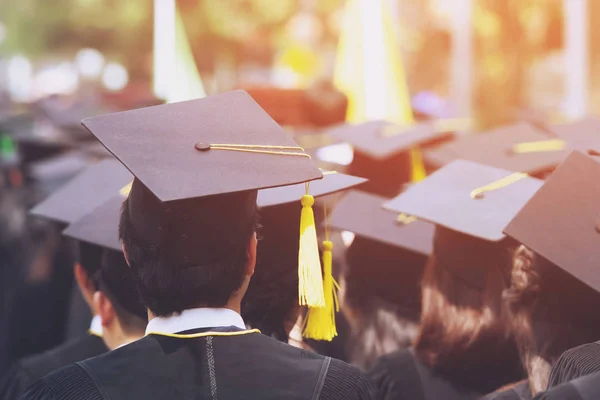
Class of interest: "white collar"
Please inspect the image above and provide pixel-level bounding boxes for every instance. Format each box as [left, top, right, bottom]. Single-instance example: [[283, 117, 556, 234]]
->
[[145, 308, 245, 336], [89, 315, 103, 337]]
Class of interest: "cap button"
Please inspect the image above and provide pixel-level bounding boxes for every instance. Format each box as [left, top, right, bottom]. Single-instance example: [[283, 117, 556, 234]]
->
[[194, 142, 211, 151]]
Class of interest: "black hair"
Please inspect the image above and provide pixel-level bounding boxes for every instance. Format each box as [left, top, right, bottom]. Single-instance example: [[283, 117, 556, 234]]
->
[[93, 249, 147, 334], [76, 241, 103, 276], [119, 195, 259, 317]]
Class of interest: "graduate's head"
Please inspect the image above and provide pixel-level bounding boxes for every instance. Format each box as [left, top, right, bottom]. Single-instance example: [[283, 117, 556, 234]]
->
[[93, 248, 147, 349], [414, 227, 521, 392], [74, 241, 104, 313], [82, 91, 323, 317], [242, 202, 300, 341], [501, 151, 600, 395], [119, 179, 260, 317], [504, 246, 600, 393]]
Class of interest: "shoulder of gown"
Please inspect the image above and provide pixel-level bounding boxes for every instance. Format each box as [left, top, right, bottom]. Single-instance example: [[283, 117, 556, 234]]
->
[[547, 342, 600, 389], [367, 349, 425, 400], [0, 335, 106, 400], [321, 358, 374, 400], [17, 363, 103, 400]]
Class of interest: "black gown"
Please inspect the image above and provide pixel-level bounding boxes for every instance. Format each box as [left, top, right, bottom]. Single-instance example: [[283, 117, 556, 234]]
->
[[20, 326, 373, 400], [481, 381, 532, 400], [546, 342, 600, 389], [533, 370, 600, 400], [0, 333, 107, 400], [368, 349, 521, 400]]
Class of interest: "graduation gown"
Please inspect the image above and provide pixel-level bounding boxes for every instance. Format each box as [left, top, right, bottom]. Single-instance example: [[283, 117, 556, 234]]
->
[[533, 370, 600, 400], [546, 342, 600, 389], [20, 326, 373, 400], [481, 381, 532, 400], [0, 333, 107, 400], [368, 349, 518, 400]]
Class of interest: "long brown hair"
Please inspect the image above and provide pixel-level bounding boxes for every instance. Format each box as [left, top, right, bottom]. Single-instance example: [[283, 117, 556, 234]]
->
[[504, 245, 600, 395], [414, 228, 523, 394]]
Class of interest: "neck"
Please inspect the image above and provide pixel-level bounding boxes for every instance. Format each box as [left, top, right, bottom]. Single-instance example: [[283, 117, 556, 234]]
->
[[148, 298, 243, 322], [104, 328, 143, 350]]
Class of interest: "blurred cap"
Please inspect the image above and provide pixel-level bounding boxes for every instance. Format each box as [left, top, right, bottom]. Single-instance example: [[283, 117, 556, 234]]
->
[[30, 158, 133, 224], [424, 123, 570, 176], [548, 116, 600, 155], [257, 171, 366, 208], [63, 196, 123, 252], [328, 120, 454, 160], [383, 159, 544, 242], [329, 190, 434, 256], [504, 151, 600, 293], [27, 151, 90, 182], [82, 90, 322, 203]]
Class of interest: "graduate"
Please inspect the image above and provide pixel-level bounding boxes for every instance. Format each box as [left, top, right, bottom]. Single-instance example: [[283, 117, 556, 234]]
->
[[329, 190, 433, 370], [368, 159, 543, 400], [485, 151, 600, 399], [21, 91, 373, 400], [0, 159, 132, 398], [63, 196, 148, 350], [243, 171, 365, 344]]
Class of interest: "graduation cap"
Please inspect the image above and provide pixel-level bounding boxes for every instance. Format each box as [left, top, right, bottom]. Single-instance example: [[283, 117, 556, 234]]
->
[[383, 159, 544, 288], [30, 158, 133, 225], [63, 196, 123, 252], [504, 151, 600, 293], [424, 123, 570, 178], [327, 120, 455, 197], [547, 116, 600, 156], [80, 90, 326, 309], [329, 190, 433, 257]]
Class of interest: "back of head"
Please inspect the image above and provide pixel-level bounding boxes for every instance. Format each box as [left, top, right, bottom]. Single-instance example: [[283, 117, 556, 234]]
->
[[242, 203, 300, 341], [343, 237, 424, 369], [119, 179, 259, 316], [77, 241, 103, 276], [505, 245, 600, 393], [95, 249, 147, 334], [414, 227, 523, 394]]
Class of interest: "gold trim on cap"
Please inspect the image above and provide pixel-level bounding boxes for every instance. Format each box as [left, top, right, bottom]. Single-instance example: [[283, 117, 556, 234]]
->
[[470, 172, 528, 199]]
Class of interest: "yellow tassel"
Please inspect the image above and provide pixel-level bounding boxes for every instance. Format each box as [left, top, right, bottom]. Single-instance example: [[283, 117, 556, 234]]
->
[[303, 240, 339, 341], [410, 148, 427, 182], [298, 192, 325, 308]]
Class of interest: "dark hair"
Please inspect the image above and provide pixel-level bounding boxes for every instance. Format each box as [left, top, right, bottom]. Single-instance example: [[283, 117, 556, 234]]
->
[[504, 245, 600, 394], [119, 196, 259, 317], [342, 237, 424, 369], [414, 231, 523, 394], [242, 204, 299, 341], [77, 241, 103, 276], [93, 249, 147, 334]]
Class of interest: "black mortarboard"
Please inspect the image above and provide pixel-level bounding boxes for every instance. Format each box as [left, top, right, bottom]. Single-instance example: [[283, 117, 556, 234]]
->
[[27, 151, 90, 183], [63, 196, 123, 252], [328, 121, 454, 197], [384, 159, 543, 288], [424, 123, 570, 177], [329, 190, 433, 256], [504, 151, 600, 293], [257, 171, 366, 208], [384, 159, 543, 241], [30, 158, 133, 225], [81, 91, 324, 306]]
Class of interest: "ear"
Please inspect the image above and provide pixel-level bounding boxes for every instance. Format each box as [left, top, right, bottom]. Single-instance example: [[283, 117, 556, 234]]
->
[[245, 232, 257, 277], [121, 243, 131, 267], [93, 291, 116, 328], [74, 263, 93, 292]]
